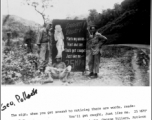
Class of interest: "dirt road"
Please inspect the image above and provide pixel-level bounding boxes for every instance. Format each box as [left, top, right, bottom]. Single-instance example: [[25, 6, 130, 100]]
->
[[106, 44, 150, 49], [20, 49, 149, 86]]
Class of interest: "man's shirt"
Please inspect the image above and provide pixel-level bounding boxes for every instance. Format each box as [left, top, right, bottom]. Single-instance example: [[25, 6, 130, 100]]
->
[[91, 34, 107, 49], [53, 62, 66, 69], [36, 28, 52, 44]]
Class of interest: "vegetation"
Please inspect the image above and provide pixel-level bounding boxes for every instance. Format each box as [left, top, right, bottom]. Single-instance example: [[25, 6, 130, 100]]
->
[[87, 0, 150, 45], [2, 0, 150, 85], [2, 44, 36, 84], [2, 15, 41, 40]]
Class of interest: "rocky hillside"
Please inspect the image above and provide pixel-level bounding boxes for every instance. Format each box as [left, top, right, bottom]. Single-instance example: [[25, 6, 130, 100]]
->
[[2, 15, 41, 39], [96, 0, 150, 45]]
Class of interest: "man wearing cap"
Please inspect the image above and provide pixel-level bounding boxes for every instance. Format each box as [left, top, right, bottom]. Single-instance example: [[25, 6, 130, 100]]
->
[[35, 23, 53, 72], [88, 28, 107, 78], [88, 26, 96, 39]]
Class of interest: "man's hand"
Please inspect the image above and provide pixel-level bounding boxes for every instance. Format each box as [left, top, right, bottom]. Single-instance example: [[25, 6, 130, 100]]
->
[[91, 47, 100, 55], [35, 43, 41, 48], [24, 44, 27, 47], [34, 44, 38, 47], [89, 35, 94, 38], [51, 67, 64, 72]]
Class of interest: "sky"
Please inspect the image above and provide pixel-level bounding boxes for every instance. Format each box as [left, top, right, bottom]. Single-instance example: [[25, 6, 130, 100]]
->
[[2, 0, 124, 25]]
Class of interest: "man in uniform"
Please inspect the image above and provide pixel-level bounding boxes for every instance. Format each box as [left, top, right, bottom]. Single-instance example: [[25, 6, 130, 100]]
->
[[88, 26, 108, 78], [35, 23, 52, 72]]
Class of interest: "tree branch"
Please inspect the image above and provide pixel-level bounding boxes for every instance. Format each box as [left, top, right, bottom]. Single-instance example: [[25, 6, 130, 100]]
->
[[33, 6, 46, 25], [33, 5, 43, 15]]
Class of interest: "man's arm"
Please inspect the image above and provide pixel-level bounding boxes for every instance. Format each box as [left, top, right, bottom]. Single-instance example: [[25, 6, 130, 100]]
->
[[62, 62, 66, 69], [91, 35, 107, 55], [52, 63, 56, 67], [48, 28, 53, 43], [36, 29, 43, 45], [56, 62, 66, 71], [51, 63, 64, 72], [97, 35, 108, 47], [98, 35, 107, 40]]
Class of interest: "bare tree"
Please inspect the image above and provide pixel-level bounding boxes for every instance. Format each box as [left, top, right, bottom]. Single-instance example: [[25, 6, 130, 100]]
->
[[23, 0, 53, 26]]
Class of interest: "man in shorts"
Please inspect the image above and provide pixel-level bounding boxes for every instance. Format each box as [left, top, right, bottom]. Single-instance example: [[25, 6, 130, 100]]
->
[[45, 57, 72, 83]]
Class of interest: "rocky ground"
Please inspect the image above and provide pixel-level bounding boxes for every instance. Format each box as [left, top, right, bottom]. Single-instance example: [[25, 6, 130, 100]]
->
[[15, 46, 150, 86]]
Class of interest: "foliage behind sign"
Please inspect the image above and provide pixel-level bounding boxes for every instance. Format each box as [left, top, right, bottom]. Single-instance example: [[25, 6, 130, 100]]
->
[[52, 20, 87, 72]]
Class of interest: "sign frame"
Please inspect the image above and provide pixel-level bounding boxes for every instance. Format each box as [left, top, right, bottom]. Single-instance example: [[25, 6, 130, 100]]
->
[[52, 19, 87, 72]]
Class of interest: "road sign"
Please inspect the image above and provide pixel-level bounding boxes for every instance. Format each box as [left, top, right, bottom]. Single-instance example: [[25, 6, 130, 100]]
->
[[52, 19, 87, 72]]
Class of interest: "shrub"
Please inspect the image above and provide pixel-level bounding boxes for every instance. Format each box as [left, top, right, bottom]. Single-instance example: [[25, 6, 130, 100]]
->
[[2, 45, 40, 84]]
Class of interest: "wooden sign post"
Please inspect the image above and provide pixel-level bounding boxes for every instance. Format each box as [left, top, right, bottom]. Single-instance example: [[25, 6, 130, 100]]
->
[[52, 19, 87, 72]]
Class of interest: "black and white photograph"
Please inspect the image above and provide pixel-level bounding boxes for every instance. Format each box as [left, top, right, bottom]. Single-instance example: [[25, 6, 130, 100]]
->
[[1, 0, 151, 120], [2, 0, 150, 86]]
